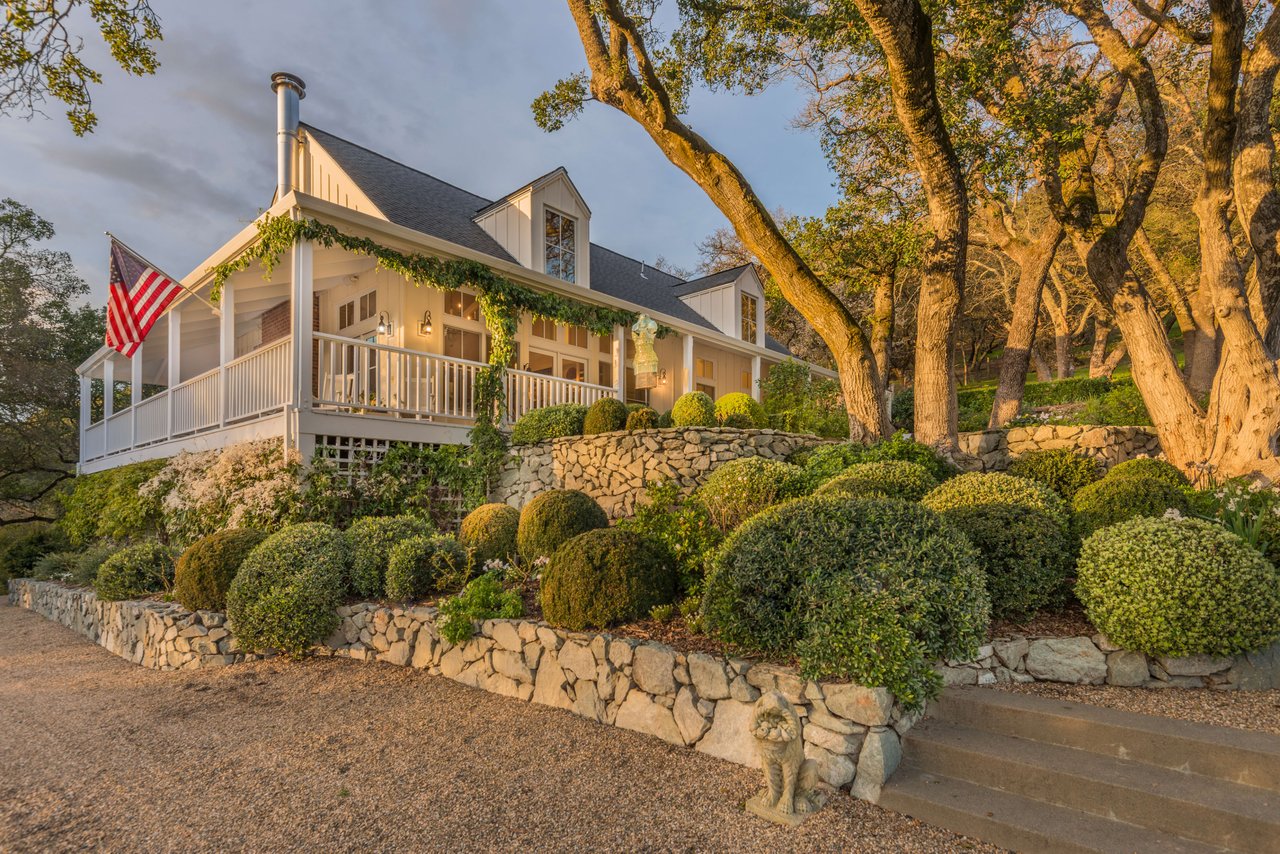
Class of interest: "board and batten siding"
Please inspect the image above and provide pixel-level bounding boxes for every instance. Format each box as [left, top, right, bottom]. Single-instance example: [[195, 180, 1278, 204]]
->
[[297, 133, 381, 215]]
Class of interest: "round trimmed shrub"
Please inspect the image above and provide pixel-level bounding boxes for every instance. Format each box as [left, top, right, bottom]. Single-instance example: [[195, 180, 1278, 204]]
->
[[625, 407, 660, 431], [173, 529, 268, 611], [583, 397, 630, 435], [1077, 516, 1280, 656], [386, 534, 470, 601], [793, 434, 956, 491], [934, 503, 1074, 620], [510, 403, 588, 445], [671, 391, 717, 427], [1106, 457, 1189, 488], [541, 528, 677, 630], [814, 460, 938, 501], [715, 392, 765, 428], [698, 457, 804, 531], [701, 497, 989, 710], [226, 522, 351, 657], [1008, 449, 1102, 500], [346, 515, 435, 598], [458, 503, 520, 565], [657, 409, 674, 428], [1071, 475, 1190, 538], [923, 472, 1069, 529], [517, 489, 609, 563], [94, 542, 174, 602]]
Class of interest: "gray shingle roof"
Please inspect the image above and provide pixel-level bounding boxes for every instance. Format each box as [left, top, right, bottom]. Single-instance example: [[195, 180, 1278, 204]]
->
[[670, 264, 751, 297], [302, 123, 790, 354]]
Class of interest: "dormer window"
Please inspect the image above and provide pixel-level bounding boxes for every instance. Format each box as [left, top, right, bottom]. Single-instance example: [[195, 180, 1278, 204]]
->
[[544, 208, 577, 283], [741, 293, 758, 343]]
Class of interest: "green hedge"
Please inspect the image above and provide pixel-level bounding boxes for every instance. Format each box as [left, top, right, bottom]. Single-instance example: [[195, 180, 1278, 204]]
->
[[1071, 475, 1190, 538], [59, 460, 166, 546], [671, 392, 717, 427], [701, 496, 988, 710], [698, 457, 804, 531], [346, 515, 435, 599], [583, 397, 630, 435], [814, 460, 938, 501], [1007, 449, 1102, 500], [1077, 516, 1280, 656], [511, 404, 588, 445], [173, 529, 268, 612], [541, 528, 677, 630], [1105, 457, 1189, 487], [226, 523, 350, 657], [94, 542, 174, 602], [714, 393, 766, 428], [922, 472, 1069, 529], [517, 489, 608, 563], [458, 503, 520, 565], [385, 534, 470, 601], [0, 525, 69, 583]]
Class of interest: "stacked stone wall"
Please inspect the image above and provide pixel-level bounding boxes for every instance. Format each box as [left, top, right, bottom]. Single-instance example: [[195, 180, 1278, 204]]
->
[[956, 425, 1161, 472]]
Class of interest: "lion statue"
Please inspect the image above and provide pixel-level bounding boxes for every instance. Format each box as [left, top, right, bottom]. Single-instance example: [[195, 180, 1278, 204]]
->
[[749, 690, 823, 817]]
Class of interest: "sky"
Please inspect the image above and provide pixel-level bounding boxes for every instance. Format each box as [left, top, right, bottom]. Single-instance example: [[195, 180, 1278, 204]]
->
[[0, 0, 840, 306]]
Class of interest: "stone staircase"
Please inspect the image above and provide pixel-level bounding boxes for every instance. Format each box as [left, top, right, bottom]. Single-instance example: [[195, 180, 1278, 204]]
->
[[879, 687, 1280, 853]]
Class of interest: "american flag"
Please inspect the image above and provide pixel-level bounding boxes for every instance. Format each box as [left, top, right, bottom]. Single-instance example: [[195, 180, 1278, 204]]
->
[[105, 238, 184, 358]]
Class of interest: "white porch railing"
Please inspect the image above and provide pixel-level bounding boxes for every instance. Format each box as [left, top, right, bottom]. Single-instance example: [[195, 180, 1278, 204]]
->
[[226, 338, 291, 422], [315, 332, 617, 425], [135, 393, 169, 445], [172, 369, 222, 436]]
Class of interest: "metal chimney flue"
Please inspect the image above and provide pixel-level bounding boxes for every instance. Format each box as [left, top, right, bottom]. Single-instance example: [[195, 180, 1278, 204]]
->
[[271, 71, 306, 200]]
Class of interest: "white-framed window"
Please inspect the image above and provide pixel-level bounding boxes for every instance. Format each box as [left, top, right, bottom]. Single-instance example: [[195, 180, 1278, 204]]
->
[[532, 317, 557, 341], [445, 290, 481, 322], [697, 382, 716, 396], [742, 370, 752, 392], [544, 208, 577, 283], [561, 358, 586, 382], [338, 300, 355, 329], [443, 326, 483, 362], [696, 358, 715, 381], [741, 293, 758, 342], [598, 334, 612, 354], [527, 349, 555, 375], [360, 291, 377, 322], [599, 360, 613, 387], [625, 367, 649, 406], [566, 324, 589, 349]]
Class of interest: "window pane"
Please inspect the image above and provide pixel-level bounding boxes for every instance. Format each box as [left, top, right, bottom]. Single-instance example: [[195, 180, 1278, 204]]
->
[[562, 359, 586, 382], [545, 246, 561, 279], [697, 382, 716, 396], [599, 334, 611, 354], [562, 251, 576, 283], [599, 360, 613, 387], [445, 291, 463, 317], [561, 216, 575, 245], [528, 350, 554, 375]]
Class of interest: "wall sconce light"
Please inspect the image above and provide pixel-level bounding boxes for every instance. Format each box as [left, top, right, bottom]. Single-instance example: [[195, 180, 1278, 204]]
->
[[418, 310, 433, 336], [377, 311, 392, 335], [658, 369, 668, 385]]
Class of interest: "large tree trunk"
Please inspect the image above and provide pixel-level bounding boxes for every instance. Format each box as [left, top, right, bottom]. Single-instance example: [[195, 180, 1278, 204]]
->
[[852, 0, 967, 453], [989, 221, 1064, 426], [563, 0, 891, 441], [1032, 346, 1054, 381], [870, 269, 895, 389], [1131, 226, 1210, 380]]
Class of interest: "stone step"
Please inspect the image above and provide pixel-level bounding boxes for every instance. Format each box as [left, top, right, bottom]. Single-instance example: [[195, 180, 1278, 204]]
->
[[931, 687, 1280, 792], [901, 720, 1280, 853], [881, 765, 1231, 854]]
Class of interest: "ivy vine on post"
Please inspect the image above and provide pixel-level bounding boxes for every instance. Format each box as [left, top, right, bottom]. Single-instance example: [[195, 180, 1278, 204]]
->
[[209, 214, 670, 499]]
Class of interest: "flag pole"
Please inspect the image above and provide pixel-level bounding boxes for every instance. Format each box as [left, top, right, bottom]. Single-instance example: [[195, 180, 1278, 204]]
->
[[105, 232, 222, 317]]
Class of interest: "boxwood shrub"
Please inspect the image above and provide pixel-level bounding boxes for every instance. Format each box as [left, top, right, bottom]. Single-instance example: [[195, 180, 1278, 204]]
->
[[517, 489, 609, 563], [1105, 457, 1189, 487], [933, 503, 1074, 620], [1077, 516, 1280, 656], [541, 528, 677, 630], [226, 522, 351, 657], [173, 529, 268, 612], [1071, 475, 1190, 538], [701, 496, 989, 710], [625, 407, 660, 431], [814, 460, 938, 502], [792, 433, 956, 491], [671, 391, 717, 427], [715, 392, 766, 428], [923, 472, 1069, 529], [94, 542, 174, 602], [698, 457, 804, 531], [510, 404, 588, 445], [1007, 449, 1102, 500], [583, 397, 630, 435], [385, 534, 470, 601], [346, 515, 435, 598], [458, 503, 520, 565]]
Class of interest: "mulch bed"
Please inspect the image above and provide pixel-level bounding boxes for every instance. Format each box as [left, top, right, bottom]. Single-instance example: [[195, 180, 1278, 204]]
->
[[990, 602, 1096, 640]]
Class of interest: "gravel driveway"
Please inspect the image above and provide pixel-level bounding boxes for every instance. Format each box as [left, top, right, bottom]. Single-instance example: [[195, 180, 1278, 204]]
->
[[0, 602, 996, 853]]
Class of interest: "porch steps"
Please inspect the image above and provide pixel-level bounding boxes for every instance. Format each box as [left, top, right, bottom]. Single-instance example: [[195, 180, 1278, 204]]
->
[[878, 687, 1280, 854]]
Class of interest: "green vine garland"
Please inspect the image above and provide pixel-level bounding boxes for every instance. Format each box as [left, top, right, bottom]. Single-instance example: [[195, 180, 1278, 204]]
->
[[209, 214, 670, 495]]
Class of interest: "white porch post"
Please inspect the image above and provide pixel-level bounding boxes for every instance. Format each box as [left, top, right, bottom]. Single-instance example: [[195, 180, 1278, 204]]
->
[[78, 375, 90, 472], [130, 341, 143, 448], [288, 239, 314, 458], [682, 333, 695, 395], [167, 309, 181, 441], [219, 278, 235, 427], [612, 325, 626, 401], [102, 357, 115, 423], [751, 355, 762, 401]]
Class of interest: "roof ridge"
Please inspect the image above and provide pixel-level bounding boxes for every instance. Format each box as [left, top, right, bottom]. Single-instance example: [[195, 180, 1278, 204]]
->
[[589, 242, 687, 284], [301, 122, 496, 207], [677, 262, 752, 286]]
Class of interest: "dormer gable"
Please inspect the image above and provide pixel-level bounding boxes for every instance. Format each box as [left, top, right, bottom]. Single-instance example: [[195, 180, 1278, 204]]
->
[[474, 167, 591, 289], [673, 264, 765, 346], [294, 127, 383, 216]]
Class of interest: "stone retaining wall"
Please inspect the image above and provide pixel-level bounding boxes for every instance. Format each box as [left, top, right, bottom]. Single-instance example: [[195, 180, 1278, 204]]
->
[[7, 579, 912, 803], [490, 427, 829, 518], [940, 634, 1280, 690], [956, 425, 1161, 472]]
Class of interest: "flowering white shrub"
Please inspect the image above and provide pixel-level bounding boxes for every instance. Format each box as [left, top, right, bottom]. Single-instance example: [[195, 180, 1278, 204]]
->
[[140, 440, 302, 547]]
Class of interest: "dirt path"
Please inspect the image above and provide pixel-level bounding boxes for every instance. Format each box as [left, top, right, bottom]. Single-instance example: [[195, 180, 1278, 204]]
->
[[0, 602, 995, 853]]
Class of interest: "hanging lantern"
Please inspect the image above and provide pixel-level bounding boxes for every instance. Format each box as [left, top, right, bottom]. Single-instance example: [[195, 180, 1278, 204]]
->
[[632, 314, 659, 389]]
